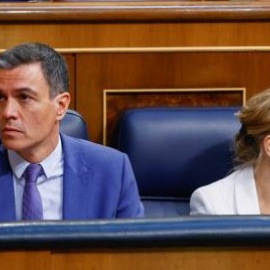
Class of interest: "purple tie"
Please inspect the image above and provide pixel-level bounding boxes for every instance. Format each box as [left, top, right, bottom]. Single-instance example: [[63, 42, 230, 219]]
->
[[22, 164, 43, 220]]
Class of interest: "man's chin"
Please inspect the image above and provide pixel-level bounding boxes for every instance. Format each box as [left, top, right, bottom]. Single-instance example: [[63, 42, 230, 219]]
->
[[1, 138, 26, 151]]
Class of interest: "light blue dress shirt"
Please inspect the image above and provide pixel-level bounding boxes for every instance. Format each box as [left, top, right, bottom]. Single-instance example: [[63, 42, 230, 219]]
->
[[8, 137, 63, 220]]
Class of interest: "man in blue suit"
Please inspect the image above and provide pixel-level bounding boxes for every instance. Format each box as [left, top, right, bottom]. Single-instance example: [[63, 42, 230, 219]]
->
[[0, 43, 144, 221]]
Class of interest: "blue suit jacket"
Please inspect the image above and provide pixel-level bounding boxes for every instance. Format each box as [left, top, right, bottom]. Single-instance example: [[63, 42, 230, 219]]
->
[[0, 134, 144, 221]]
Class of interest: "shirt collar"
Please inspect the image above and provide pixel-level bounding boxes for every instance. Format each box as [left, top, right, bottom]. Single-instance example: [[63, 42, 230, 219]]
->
[[8, 136, 63, 180]]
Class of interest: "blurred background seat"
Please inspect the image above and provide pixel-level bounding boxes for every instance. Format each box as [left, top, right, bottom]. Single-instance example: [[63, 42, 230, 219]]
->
[[114, 107, 240, 217], [60, 109, 89, 140]]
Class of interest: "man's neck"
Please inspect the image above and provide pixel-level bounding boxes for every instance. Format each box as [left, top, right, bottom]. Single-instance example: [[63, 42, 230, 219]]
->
[[18, 135, 60, 164]]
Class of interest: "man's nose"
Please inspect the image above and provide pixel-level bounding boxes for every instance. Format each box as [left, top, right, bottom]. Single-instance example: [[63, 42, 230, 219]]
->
[[1, 99, 18, 119]]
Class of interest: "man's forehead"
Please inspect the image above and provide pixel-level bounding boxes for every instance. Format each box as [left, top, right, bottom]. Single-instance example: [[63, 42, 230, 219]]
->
[[0, 63, 50, 94]]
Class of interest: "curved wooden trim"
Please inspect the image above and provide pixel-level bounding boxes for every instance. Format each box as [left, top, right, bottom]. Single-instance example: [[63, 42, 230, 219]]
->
[[0, 46, 268, 54], [1, 1, 270, 22], [57, 47, 270, 53]]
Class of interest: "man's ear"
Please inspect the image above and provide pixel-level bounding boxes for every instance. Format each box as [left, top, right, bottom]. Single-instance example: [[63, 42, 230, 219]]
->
[[263, 135, 270, 158], [55, 92, 71, 121]]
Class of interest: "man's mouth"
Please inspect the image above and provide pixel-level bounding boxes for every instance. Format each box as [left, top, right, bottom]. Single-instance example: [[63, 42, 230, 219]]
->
[[1, 127, 22, 135]]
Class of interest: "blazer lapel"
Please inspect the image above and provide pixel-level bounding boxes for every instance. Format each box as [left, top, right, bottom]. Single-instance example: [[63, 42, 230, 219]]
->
[[61, 134, 92, 220], [0, 146, 16, 221], [235, 166, 260, 214]]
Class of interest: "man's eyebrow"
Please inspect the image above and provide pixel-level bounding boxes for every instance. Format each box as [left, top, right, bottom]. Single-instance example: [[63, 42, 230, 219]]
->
[[13, 88, 38, 96], [0, 88, 38, 97]]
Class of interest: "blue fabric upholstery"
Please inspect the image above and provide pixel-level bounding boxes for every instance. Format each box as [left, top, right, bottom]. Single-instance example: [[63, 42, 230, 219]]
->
[[60, 109, 89, 140], [115, 107, 241, 217]]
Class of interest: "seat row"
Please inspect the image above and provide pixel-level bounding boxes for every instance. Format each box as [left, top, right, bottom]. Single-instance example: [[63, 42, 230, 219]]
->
[[61, 107, 240, 217]]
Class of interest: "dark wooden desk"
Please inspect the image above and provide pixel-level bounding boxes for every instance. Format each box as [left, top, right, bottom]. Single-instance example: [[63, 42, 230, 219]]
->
[[0, 216, 270, 270]]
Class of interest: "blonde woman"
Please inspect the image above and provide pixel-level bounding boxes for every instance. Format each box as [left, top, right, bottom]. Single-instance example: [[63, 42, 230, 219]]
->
[[190, 89, 270, 215]]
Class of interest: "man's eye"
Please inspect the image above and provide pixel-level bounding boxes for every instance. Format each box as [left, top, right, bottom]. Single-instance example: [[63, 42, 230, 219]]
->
[[0, 94, 4, 101], [20, 94, 30, 101]]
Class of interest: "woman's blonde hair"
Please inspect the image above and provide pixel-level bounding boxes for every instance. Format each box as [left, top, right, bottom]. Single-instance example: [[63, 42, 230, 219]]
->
[[235, 89, 270, 166]]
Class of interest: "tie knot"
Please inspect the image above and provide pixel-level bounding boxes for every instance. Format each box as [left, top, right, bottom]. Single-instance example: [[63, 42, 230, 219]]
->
[[24, 164, 43, 184]]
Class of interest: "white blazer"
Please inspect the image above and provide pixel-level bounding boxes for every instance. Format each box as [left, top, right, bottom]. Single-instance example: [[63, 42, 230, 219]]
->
[[190, 166, 260, 215]]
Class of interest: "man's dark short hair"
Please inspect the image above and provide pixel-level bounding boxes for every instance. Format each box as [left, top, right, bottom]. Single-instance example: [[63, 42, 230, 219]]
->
[[0, 43, 69, 98]]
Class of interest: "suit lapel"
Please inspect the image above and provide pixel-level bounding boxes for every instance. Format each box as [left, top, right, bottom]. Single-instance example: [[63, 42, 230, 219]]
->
[[235, 166, 260, 214], [61, 134, 92, 219], [0, 146, 16, 221]]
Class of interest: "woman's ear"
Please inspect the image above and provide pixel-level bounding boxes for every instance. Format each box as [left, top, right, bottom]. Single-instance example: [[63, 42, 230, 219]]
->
[[55, 92, 71, 121], [263, 135, 270, 158]]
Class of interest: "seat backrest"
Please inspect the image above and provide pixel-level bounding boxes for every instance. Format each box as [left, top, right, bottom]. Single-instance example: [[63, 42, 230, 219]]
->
[[60, 109, 89, 140], [115, 107, 240, 217]]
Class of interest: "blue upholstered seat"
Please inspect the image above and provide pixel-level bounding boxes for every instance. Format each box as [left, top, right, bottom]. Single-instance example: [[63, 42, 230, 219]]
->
[[60, 109, 89, 140], [115, 107, 241, 217]]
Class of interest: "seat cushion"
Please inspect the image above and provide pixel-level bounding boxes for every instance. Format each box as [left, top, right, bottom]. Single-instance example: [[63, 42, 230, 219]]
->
[[60, 110, 89, 140], [116, 107, 240, 199]]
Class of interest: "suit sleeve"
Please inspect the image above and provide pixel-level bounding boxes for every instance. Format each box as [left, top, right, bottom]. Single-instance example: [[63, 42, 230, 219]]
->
[[190, 188, 215, 215], [115, 154, 145, 218]]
